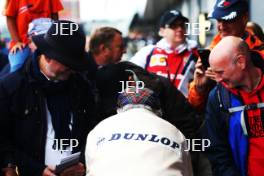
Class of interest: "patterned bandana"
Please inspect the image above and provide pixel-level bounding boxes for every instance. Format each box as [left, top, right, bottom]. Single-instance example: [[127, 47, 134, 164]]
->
[[117, 87, 161, 110]]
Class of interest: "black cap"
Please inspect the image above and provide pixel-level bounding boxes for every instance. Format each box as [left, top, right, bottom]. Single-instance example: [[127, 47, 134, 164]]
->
[[159, 10, 189, 28]]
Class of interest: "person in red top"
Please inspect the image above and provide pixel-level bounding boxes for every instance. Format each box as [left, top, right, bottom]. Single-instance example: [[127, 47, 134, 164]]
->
[[5, 0, 63, 72], [202, 36, 264, 176], [130, 9, 198, 97], [188, 0, 264, 111]]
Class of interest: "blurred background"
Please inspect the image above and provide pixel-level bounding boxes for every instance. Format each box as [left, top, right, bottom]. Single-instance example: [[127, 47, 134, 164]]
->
[[0, 0, 263, 59]]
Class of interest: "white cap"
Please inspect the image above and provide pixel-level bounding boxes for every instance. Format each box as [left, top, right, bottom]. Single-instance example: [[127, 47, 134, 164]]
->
[[27, 18, 53, 36]]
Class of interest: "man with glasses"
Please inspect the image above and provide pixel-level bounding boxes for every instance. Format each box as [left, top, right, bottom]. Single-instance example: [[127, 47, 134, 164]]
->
[[130, 9, 198, 95], [202, 36, 264, 176]]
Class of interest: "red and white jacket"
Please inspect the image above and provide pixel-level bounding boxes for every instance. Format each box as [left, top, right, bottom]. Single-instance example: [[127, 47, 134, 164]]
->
[[130, 38, 198, 93]]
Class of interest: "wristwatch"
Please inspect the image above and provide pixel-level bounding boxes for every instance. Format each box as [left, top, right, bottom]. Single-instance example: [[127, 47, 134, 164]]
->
[[6, 163, 19, 176]]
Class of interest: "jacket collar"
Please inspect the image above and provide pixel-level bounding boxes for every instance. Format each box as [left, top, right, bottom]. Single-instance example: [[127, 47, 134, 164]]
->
[[156, 38, 197, 54]]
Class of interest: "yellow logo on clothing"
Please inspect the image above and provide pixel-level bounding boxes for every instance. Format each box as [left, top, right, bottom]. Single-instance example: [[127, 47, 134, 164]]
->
[[149, 54, 167, 67]]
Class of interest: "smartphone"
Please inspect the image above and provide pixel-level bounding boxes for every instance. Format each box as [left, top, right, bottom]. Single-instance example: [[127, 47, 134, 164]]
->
[[55, 152, 81, 173], [197, 49, 211, 69]]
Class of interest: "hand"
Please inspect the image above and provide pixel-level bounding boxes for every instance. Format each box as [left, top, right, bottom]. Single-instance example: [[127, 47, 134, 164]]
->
[[60, 162, 85, 176], [2, 9, 6, 16], [28, 41, 37, 52], [10, 42, 26, 54], [2, 168, 18, 176], [194, 58, 215, 93], [205, 67, 216, 81], [42, 166, 56, 176]]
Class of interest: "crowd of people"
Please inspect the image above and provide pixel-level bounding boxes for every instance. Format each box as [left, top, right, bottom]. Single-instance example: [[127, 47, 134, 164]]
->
[[1, 0, 264, 176]]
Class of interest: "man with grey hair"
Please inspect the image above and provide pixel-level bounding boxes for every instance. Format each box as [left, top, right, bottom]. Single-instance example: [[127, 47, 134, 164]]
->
[[202, 36, 264, 176], [85, 87, 193, 176]]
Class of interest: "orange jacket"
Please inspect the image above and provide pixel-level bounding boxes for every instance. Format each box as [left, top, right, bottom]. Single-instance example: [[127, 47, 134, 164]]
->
[[209, 31, 264, 54]]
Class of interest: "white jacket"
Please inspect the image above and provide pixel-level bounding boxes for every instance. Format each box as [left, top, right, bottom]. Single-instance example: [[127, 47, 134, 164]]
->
[[85, 108, 193, 176]]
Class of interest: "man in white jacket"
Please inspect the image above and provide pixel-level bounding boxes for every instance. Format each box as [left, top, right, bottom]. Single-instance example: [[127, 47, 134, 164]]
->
[[85, 87, 193, 176]]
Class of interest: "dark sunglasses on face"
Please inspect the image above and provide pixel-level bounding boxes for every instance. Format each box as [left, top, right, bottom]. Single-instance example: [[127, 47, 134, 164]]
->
[[166, 21, 186, 29]]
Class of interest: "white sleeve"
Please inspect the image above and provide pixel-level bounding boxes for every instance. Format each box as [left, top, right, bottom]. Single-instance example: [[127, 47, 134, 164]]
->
[[129, 45, 155, 68], [181, 139, 193, 176], [85, 130, 95, 176]]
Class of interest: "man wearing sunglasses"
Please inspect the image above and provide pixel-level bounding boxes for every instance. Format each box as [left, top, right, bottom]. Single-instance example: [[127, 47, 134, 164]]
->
[[130, 9, 198, 95]]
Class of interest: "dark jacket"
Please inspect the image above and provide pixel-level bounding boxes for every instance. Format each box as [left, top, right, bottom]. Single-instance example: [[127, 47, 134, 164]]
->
[[95, 61, 203, 139], [201, 85, 241, 176], [0, 58, 96, 176], [0, 50, 8, 71], [201, 52, 264, 176]]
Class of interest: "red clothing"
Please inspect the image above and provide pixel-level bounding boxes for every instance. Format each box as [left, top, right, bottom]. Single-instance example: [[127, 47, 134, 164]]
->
[[146, 47, 197, 88], [226, 74, 264, 176], [5, 0, 63, 49]]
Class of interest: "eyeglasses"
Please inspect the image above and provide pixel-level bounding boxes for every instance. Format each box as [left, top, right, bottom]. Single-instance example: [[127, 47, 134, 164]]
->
[[166, 21, 186, 29]]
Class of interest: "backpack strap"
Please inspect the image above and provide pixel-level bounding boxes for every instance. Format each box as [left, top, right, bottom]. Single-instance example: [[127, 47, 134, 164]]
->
[[145, 47, 156, 69], [216, 84, 264, 136], [216, 84, 232, 133], [228, 103, 264, 113], [215, 84, 264, 113], [216, 84, 231, 113]]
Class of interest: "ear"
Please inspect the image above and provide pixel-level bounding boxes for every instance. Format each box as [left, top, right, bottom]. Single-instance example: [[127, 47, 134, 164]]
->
[[236, 55, 246, 70], [158, 28, 165, 37], [99, 44, 105, 52], [43, 55, 52, 63], [243, 12, 249, 25], [99, 44, 110, 53]]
